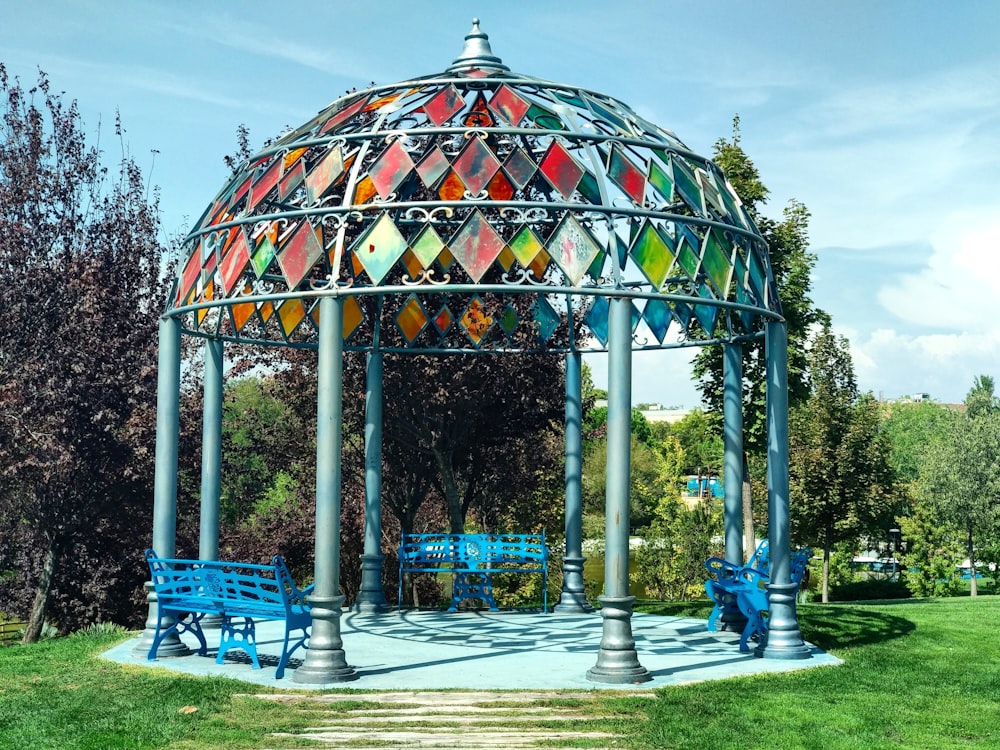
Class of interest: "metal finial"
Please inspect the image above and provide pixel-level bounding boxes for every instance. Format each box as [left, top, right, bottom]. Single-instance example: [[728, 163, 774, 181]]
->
[[446, 18, 510, 72]]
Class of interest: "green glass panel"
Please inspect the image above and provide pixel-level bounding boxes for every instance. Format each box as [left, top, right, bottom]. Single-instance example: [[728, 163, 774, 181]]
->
[[583, 296, 610, 347], [676, 232, 700, 280], [642, 298, 670, 343], [648, 159, 674, 203], [587, 98, 631, 135], [550, 88, 587, 108], [251, 234, 276, 278], [694, 287, 719, 336], [630, 220, 675, 289], [576, 170, 602, 204], [748, 248, 765, 304], [548, 214, 601, 286], [499, 304, 519, 335], [701, 228, 733, 296], [410, 224, 444, 268], [509, 226, 543, 267], [352, 212, 408, 284], [534, 298, 559, 341], [672, 157, 703, 213], [526, 104, 566, 131], [587, 249, 605, 281]]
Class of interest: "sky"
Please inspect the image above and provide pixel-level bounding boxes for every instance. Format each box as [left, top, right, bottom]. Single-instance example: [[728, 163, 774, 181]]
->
[[4, 0, 999, 408]]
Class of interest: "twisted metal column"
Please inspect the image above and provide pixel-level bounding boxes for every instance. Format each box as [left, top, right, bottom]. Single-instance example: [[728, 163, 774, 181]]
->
[[587, 296, 651, 683], [294, 296, 357, 683], [758, 320, 810, 660], [555, 350, 592, 613], [134, 317, 189, 657]]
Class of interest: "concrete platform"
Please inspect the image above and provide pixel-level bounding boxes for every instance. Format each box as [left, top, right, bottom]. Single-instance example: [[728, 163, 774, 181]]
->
[[102, 610, 840, 690]]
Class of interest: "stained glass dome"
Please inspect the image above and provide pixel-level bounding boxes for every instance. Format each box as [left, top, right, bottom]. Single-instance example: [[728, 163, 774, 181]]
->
[[167, 19, 780, 354]]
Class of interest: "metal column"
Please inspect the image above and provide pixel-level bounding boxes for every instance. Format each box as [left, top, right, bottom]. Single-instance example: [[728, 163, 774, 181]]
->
[[354, 348, 389, 612], [758, 320, 810, 659], [587, 296, 651, 683], [134, 316, 189, 657], [720, 342, 746, 631], [294, 295, 357, 683], [199, 338, 223, 565], [555, 350, 592, 613]]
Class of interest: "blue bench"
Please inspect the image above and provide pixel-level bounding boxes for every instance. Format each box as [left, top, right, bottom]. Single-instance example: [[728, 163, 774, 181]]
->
[[398, 532, 549, 612], [734, 547, 812, 651], [704, 539, 770, 631], [144, 549, 312, 679]]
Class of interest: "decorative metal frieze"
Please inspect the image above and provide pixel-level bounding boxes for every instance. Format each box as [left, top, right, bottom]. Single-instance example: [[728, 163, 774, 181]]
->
[[166, 20, 780, 352]]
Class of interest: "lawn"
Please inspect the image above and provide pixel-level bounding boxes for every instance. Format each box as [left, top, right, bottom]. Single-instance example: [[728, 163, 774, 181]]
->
[[0, 598, 997, 749]]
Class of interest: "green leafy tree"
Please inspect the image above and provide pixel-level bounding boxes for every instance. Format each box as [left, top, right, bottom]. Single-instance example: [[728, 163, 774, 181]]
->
[[789, 324, 897, 601]]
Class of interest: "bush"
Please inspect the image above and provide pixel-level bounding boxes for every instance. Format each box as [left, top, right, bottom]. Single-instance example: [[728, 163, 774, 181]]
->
[[829, 578, 911, 602]]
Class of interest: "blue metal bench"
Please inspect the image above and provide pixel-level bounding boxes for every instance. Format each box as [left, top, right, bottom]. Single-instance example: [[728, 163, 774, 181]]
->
[[144, 549, 312, 679], [734, 546, 813, 651], [704, 539, 770, 631], [398, 532, 549, 612]]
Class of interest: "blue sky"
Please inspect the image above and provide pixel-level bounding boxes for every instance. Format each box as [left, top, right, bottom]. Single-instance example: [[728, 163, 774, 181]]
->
[[4, 0, 999, 407]]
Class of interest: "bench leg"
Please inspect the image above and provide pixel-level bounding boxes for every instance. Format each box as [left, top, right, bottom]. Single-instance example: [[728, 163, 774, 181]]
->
[[148, 611, 208, 661], [276, 617, 310, 680], [217, 616, 260, 669], [449, 573, 498, 612]]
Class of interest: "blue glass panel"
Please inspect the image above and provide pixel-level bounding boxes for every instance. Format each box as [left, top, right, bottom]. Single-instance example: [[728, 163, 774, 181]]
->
[[583, 296, 610, 346], [642, 298, 670, 343], [694, 287, 719, 336], [534, 298, 560, 341]]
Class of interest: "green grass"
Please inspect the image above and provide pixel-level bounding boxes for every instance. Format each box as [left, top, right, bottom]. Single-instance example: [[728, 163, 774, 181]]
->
[[1, 597, 998, 749]]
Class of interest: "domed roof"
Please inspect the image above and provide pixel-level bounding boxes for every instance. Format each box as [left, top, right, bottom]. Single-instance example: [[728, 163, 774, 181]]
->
[[168, 20, 779, 353]]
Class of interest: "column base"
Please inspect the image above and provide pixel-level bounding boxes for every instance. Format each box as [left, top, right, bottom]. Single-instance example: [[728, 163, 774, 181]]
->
[[353, 553, 389, 613], [586, 595, 651, 684], [755, 581, 812, 660], [293, 594, 358, 683], [132, 629, 191, 659], [555, 556, 594, 613]]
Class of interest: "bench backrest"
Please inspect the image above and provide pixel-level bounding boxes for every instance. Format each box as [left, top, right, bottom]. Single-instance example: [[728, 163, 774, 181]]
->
[[399, 533, 548, 571], [747, 539, 770, 574], [145, 549, 305, 615]]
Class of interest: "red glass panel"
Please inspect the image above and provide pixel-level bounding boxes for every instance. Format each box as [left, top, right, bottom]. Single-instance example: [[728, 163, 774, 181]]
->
[[415, 146, 450, 188], [368, 140, 415, 199], [277, 221, 323, 289], [438, 170, 466, 201], [321, 95, 369, 133], [433, 305, 454, 333], [539, 140, 583, 198], [219, 230, 250, 295], [487, 171, 515, 201], [451, 137, 500, 195], [449, 209, 505, 282], [423, 85, 464, 126], [305, 147, 345, 204], [464, 92, 495, 128], [227, 176, 252, 212], [178, 247, 201, 304], [278, 159, 306, 200], [488, 84, 529, 126], [608, 147, 646, 205]]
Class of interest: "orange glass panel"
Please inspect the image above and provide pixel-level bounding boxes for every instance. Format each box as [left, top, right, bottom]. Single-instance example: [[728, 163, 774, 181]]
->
[[231, 299, 255, 332], [283, 147, 308, 170], [401, 249, 423, 279], [528, 249, 550, 280], [487, 171, 515, 201], [496, 246, 515, 272], [278, 299, 306, 337], [396, 296, 428, 343], [259, 301, 275, 323], [342, 295, 364, 340], [438, 170, 466, 201], [353, 175, 377, 205]]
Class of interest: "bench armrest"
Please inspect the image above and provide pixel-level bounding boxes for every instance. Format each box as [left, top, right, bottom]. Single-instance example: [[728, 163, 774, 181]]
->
[[704, 556, 741, 581]]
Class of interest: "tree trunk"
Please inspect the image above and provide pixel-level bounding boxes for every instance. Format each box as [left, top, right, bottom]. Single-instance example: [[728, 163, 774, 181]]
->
[[741, 452, 755, 562], [821, 530, 831, 604], [967, 523, 978, 597], [23, 534, 59, 644], [433, 448, 465, 534]]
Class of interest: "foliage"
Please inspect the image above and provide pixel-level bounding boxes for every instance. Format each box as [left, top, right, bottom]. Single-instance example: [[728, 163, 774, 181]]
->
[[0, 66, 172, 640], [899, 495, 963, 597], [881, 400, 958, 484], [660, 408, 724, 477], [632, 497, 722, 600]]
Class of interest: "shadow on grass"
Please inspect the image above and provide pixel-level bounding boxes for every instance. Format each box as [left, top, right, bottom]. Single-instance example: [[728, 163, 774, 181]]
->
[[798, 605, 915, 651]]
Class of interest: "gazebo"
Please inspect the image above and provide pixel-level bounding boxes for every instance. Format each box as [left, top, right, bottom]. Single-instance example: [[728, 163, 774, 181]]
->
[[137, 20, 810, 684]]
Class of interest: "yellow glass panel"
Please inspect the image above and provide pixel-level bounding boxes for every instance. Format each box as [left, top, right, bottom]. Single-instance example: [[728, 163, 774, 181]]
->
[[259, 301, 275, 323], [278, 299, 306, 337], [460, 298, 492, 345], [396, 297, 427, 343], [343, 295, 364, 339], [401, 248, 423, 279], [283, 147, 308, 170], [496, 246, 516, 272]]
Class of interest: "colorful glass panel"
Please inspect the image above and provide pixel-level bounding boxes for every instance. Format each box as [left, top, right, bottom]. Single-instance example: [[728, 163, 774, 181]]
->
[[364, 92, 402, 112], [526, 103, 565, 131], [648, 159, 674, 204], [694, 287, 719, 336], [353, 175, 378, 204], [321, 95, 369, 133], [548, 214, 601, 286], [437, 246, 456, 271], [231, 296, 255, 333], [698, 168, 725, 215], [410, 224, 445, 268], [701, 228, 733, 296], [249, 159, 282, 211], [278, 298, 306, 337], [400, 249, 423, 280], [503, 148, 536, 190], [487, 170, 514, 201], [488, 84, 529, 126], [577, 171, 602, 205], [259, 301, 275, 324], [283, 147, 307, 170], [509, 226, 543, 267], [278, 159, 306, 200], [368, 140, 415, 199], [178, 248, 201, 304], [676, 229, 701, 280], [219, 230, 251, 295], [459, 296, 492, 345], [528, 248, 550, 281], [588, 99, 631, 135], [452, 137, 501, 195], [396, 295, 428, 343], [748, 247, 766, 304], [630, 220, 675, 289], [583, 296, 610, 346], [352, 212, 408, 284], [305, 146, 344, 204], [423, 85, 464, 126], [251, 234, 276, 278], [498, 305, 518, 335], [672, 157, 704, 213], [539, 140, 584, 199], [277, 221, 323, 290], [464, 92, 495, 128], [228, 176, 252, 212], [343, 295, 364, 340], [643, 297, 671, 343], [449, 209, 505, 282], [433, 305, 454, 334], [534, 298, 559, 341], [496, 246, 516, 272], [607, 147, 646, 205], [438, 170, 466, 201], [415, 146, 450, 188]]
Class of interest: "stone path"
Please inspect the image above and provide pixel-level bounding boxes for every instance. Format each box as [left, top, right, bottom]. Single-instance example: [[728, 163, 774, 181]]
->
[[254, 690, 654, 748]]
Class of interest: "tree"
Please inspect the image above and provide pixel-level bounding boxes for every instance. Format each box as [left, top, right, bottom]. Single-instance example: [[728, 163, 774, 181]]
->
[[789, 325, 897, 601], [0, 66, 171, 640]]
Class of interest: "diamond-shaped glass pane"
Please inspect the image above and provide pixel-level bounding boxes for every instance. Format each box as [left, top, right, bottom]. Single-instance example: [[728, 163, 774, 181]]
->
[[416, 146, 450, 188], [630, 220, 675, 289], [608, 147, 646, 205], [305, 147, 345, 204], [509, 226, 543, 267], [498, 305, 518, 335], [583, 296, 610, 347], [424, 85, 464, 125], [642, 298, 671, 343], [487, 171, 514, 201], [279, 160, 306, 200], [251, 234, 276, 278], [410, 224, 445, 268], [321, 95, 369, 133], [343, 295, 364, 340], [534, 298, 560, 341], [503, 148, 536, 190], [488, 84, 530, 126], [459, 296, 492, 345], [539, 140, 583, 198], [249, 160, 282, 211], [676, 230, 701, 280], [433, 305, 454, 334], [352, 212, 408, 284], [672, 157, 704, 213], [369, 140, 415, 199], [438, 170, 466, 201], [452, 137, 501, 196], [701, 228, 733, 296], [449, 209, 505, 282], [231, 296, 255, 333], [648, 159, 674, 204], [695, 287, 719, 335], [396, 295, 429, 344], [278, 299, 306, 337], [548, 214, 602, 286], [277, 222, 323, 290], [219, 230, 251, 295]]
